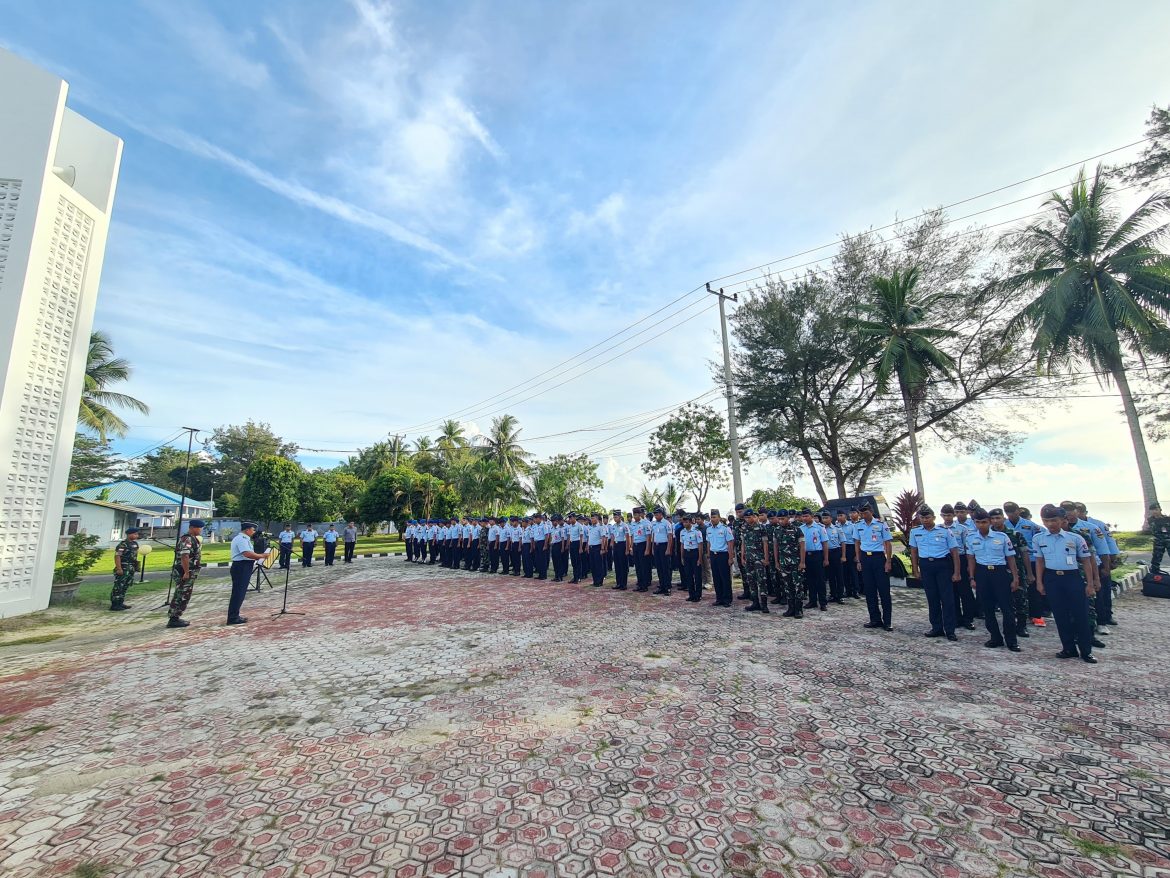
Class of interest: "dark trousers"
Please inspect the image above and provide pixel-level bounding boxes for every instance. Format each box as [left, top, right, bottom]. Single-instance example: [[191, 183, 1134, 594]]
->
[[324, 541, 337, 565], [502, 543, 512, 573], [683, 549, 701, 600], [228, 559, 254, 621], [920, 557, 957, 635], [589, 544, 605, 586], [466, 539, 480, 570], [1096, 571, 1115, 624], [653, 543, 672, 593], [511, 544, 523, 575], [301, 541, 315, 567], [550, 544, 564, 579], [279, 542, 292, 569], [633, 545, 650, 589], [827, 552, 844, 601], [860, 552, 891, 625], [535, 543, 549, 579], [843, 544, 859, 596], [489, 544, 500, 573], [569, 544, 582, 582], [954, 556, 978, 623], [804, 558, 827, 608], [1046, 571, 1092, 656], [711, 552, 731, 604], [428, 540, 437, 563], [344, 540, 355, 563], [522, 545, 533, 577], [975, 564, 1016, 647], [405, 538, 414, 562], [613, 547, 629, 589]]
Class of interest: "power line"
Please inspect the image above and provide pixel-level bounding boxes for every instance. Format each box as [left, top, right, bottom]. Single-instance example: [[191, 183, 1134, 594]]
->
[[705, 136, 1152, 287]]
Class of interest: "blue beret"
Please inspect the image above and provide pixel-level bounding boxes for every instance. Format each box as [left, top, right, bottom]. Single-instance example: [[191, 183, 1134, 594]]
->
[[188, 519, 205, 528]]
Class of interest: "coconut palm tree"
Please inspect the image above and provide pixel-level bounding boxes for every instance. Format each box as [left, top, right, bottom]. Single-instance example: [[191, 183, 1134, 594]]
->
[[1000, 165, 1170, 510], [662, 481, 686, 513], [626, 483, 664, 512], [848, 267, 958, 499], [480, 414, 531, 478], [78, 331, 149, 441], [437, 419, 468, 465]]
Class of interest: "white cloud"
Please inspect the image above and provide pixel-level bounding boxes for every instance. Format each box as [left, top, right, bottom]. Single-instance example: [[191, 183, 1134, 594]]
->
[[568, 193, 627, 237], [141, 0, 270, 89]]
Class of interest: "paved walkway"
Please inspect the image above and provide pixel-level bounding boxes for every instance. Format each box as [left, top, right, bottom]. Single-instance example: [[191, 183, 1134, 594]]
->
[[1, 561, 1168, 877]]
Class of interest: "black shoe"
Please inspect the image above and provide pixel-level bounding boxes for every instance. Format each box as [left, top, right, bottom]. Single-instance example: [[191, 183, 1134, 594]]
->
[[863, 622, 882, 629], [819, 605, 828, 611], [984, 640, 1004, 648], [946, 633, 958, 642], [834, 599, 845, 604], [110, 601, 126, 612], [794, 611, 804, 619], [805, 602, 817, 610], [1018, 628, 1030, 638], [760, 606, 770, 614], [167, 617, 189, 629], [1057, 650, 1077, 659], [635, 587, 648, 592], [613, 586, 627, 591], [924, 630, 944, 638], [1091, 637, 1106, 648], [745, 604, 761, 612], [883, 624, 894, 631], [1008, 644, 1021, 652], [782, 609, 795, 618], [227, 617, 248, 625], [1082, 655, 1098, 664], [965, 622, 976, 630]]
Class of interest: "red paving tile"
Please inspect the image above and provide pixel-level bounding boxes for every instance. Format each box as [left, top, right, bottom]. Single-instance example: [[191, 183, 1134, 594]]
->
[[0, 560, 1168, 876]]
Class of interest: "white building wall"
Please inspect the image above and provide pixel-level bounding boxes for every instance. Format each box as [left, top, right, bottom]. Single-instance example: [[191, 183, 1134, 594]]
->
[[0, 50, 122, 616]]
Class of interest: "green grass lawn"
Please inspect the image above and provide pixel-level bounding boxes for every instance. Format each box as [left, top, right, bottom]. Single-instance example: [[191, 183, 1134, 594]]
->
[[1113, 531, 1153, 552], [69, 534, 405, 571]]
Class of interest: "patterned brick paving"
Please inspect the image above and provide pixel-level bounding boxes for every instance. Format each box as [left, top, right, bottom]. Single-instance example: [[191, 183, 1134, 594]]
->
[[1, 561, 1168, 877]]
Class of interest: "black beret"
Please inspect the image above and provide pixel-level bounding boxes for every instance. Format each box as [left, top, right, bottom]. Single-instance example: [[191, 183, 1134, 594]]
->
[[988, 508, 1004, 517], [973, 509, 990, 521], [188, 519, 205, 528], [953, 502, 968, 511], [800, 507, 811, 515], [917, 505, 933, 517], [1040, 504, 1063, 519], [939, 504, 954, 514], [710, 509, 720, 516], [734, 503, 745, 510]]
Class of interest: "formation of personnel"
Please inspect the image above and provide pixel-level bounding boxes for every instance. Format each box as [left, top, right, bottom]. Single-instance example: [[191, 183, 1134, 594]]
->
[[401, 496, 1128, 665]]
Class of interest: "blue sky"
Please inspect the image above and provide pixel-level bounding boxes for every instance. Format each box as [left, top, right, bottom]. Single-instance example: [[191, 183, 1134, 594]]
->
[[5, 0, 1170, 524]]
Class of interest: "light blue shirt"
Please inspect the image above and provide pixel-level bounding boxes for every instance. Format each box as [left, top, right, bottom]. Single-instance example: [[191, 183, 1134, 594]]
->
[[610, 522, 630, 543], [854, 519, 892, 552], [231, 532, 257, 562], [1072, 519, 1109, 560], [299, 529, 318, 543], [1033, 529, 1089, 570], [909, 525, 958, 559], [587, 523, 606, 546], [838, 520, 855, 543], [650, 518, 673, 544], [630, 519, 650, 544], [279, 530, 295, 544], [967, 530, 1015, 565], [323, 529, 338, 543], [706, 522, 733, 552], [822, 522, 843, 549], [568, 522, 583, 541], [488, 524, 500, 542], [1084, 516, 1119, 555], [678, 527, 704, 550], [942, 520, 968, 554], [468, 525, 481, 540], [800, 522, 828, 552]]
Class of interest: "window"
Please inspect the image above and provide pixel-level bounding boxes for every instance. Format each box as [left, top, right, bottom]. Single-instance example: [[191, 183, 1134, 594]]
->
[[60, 517, 80, 536]]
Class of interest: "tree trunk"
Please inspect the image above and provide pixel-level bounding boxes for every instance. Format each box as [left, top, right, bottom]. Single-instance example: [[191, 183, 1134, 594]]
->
[[900, 381, 926, 500], [1112, 365, 1160, 511]]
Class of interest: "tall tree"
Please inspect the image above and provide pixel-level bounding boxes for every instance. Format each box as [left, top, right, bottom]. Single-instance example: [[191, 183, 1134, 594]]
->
[[68, 433, 120, 490], [642, 404, 731, 513], [78, 331, 149, 440], [480, 414, 531, 478], [239, 455, 302, 527], [130, 447, 190, 492], [747, 485, 819, 513], [297, 471, 343, 523], [527, 454, 603, 513], [437, 420, 468, 466], [732, 212, 1037, 503], [1000, 165, 1170, 510], [1125, 104, 1170, 186], [849, 267, 958, 498], [332, 472, 366, 522], [208, 421, 299, 496]]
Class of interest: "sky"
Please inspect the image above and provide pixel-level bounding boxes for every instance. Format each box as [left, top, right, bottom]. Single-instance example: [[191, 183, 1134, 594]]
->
[[4, 0, 1170, 527]]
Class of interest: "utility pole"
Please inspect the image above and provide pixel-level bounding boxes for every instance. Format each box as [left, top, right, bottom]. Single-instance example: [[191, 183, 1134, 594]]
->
[[707, 283, 744, 505], [391, 433, 404, 468], [159, 426, 200, 608]]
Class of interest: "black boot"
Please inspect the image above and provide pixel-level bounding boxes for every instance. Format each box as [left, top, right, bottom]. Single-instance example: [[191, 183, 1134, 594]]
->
[[110, 598, 125, 611], [166, 617, 189, 629]]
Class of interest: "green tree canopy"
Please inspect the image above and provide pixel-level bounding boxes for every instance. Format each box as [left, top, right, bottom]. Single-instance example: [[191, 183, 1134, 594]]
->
[[746, 485, 819, 513], [527, 453, 603, 513], [332, 472, 366, 522], [208, 421, 298, 496], [297, 470, 343, 523], [68, 433, 120, 490], [239, 455, 302, 526], [642, 403, 731, 513], [130, 446, 189, 493]]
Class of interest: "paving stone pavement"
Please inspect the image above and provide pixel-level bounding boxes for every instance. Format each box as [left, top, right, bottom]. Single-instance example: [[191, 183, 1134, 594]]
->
[[1, 560, 1169, 878]]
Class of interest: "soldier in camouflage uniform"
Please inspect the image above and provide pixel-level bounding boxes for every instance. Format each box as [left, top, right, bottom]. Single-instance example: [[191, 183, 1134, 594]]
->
[[739, 509, 770, 614], [762, 510, 779, 599], [773, 510, 805, 618], [1150, 502, 1170, 573], [167, 519, 205, 629], [110, 526, 141, 611], [991, 510, 1033, 639], [730, 504, 748, 599]]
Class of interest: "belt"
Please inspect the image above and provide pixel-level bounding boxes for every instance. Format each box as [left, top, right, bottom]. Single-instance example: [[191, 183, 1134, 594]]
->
[[862, 551, 883, 556], [710, 550, 728, 554], [920, 556, 948, 562], [1047, 570, 1070, 576], [976, 563, 1002, 570]]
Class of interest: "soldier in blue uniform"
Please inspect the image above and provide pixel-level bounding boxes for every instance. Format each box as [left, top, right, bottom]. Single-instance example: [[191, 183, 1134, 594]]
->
[[532, 513, 550, 580], [909, 505, 961, 641], [650, 507, 674, 595], [585, 512, 608, 587], [838, 510, 859, 598], [798, 509, 830, 611], [854, 507, 894, 631], [629, 508, 651, 591], [706, 510, 735, 607], [968, 508, 1021, 651], [820, 511, 847, 604], [610, 510, 632, 590], [509, 516, 524, 575], [678, 514, 705, 602], [1034, 504, 1097, 663]]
